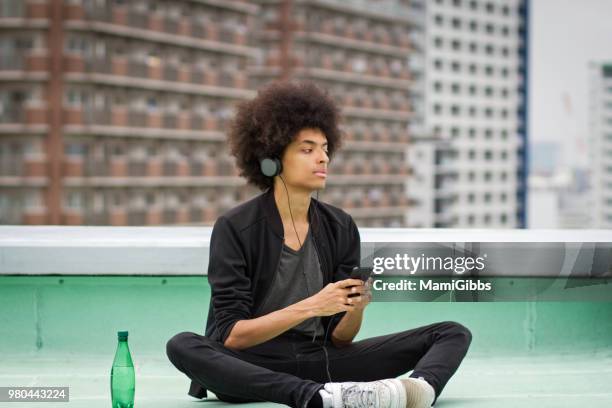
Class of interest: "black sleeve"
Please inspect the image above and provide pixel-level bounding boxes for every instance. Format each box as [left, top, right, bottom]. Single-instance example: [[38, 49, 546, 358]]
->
[[207, 216, 253, 344], [334, 215, 362, 281], [328, 215, 362, 336]]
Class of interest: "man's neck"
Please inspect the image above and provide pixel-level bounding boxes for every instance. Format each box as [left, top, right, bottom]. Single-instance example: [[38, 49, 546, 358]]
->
[[273, 180, 311, 225]]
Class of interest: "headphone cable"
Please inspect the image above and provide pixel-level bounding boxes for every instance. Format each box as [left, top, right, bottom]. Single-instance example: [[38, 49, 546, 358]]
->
[[279, 176, 333, 383]]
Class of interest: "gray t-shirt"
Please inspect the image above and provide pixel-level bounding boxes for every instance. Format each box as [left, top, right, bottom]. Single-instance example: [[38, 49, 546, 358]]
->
[[256, 227, 325, 338]]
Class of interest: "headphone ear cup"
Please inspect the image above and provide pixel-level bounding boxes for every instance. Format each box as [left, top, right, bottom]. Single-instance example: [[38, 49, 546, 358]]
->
[[260, 157, 282, 177], [274, 157, 282, 176]]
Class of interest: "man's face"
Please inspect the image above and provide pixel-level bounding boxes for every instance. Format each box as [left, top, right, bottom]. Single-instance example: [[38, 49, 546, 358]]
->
[[280, 128, 329, 191]]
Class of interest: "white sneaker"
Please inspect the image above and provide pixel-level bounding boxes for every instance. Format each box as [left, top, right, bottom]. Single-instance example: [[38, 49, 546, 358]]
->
[[323, 378, 406, 408], [400, 377, 435, 408]]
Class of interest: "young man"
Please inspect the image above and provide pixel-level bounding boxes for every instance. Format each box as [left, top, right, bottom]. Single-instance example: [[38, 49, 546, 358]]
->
[[166, 82, 472, 408]]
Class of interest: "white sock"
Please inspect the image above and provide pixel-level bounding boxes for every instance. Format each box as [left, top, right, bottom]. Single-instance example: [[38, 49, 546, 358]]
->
[[318, 388, 334, 408], [401, 377, 435, 408]]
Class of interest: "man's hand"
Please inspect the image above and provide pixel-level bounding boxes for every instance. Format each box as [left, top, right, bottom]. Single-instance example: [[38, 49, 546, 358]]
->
[[345, 277, 372, 313], [329, 277, 373, 347], [300, 278, 366, 317]]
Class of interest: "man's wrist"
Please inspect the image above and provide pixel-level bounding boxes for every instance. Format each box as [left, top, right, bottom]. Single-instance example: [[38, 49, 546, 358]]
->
[[346, 306, 365, 316], [286, 298, 318, 319]]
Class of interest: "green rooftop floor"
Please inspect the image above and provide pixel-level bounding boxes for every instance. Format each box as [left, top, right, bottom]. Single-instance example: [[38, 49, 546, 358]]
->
[[3, 351, 612, 408], [2, 276, 612, 407]]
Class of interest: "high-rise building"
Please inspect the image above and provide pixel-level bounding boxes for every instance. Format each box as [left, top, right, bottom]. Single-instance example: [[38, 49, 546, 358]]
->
[[589, 61, 612, 228], [407, 0, 529, 228], [0, 0, 258, 225], [250, 0, 415, 227]]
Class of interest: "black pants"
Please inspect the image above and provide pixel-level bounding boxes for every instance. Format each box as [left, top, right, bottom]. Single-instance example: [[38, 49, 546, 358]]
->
[[166, 321, 472, 408]]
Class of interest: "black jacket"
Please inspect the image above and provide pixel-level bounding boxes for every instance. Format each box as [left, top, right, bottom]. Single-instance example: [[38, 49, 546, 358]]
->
[[188, 187, 361, 399]]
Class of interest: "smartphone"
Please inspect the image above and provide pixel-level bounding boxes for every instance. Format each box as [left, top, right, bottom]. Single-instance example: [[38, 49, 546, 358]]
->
[[350, 266, 373, 282], [348, 266, 373, 297]]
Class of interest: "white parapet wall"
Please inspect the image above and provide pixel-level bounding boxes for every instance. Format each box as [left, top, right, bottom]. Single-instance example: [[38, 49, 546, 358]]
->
[[1, 226, 612, 276]]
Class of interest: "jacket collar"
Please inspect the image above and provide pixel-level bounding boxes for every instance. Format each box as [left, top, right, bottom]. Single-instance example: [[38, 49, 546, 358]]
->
[[262, 187, 319, 240]]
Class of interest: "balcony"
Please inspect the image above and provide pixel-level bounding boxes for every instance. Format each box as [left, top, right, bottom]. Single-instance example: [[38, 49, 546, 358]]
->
[[1, 227, 612, 407]]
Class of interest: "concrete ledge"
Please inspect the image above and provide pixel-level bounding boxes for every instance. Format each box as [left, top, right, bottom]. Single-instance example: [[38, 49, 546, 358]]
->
[[2, 226, 612, 276]]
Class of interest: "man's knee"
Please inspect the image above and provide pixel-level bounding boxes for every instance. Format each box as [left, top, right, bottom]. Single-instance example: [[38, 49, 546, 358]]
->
[[439, 321, 472, 345], [166, 331, 199, 363]]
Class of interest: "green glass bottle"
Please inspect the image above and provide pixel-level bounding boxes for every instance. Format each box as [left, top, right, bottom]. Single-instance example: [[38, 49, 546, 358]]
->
[[110, 331, 135, 408]]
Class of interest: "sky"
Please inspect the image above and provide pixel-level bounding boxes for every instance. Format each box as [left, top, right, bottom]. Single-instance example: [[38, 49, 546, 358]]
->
[[530, 0, 612, 168]]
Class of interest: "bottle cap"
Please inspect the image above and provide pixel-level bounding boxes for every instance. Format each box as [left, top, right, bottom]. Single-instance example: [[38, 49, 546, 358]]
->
[[117, 331, 129, 340]]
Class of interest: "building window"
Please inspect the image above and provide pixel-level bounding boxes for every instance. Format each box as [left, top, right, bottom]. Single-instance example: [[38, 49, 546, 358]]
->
[[484, 150, 493, 160], [147, 97, 157, 110], [65, 142, 86, 156], [67, 192, 82, 209]]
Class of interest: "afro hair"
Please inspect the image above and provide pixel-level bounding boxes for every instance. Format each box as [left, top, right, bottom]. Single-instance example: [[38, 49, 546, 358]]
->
[[227, 81, 343, 191]]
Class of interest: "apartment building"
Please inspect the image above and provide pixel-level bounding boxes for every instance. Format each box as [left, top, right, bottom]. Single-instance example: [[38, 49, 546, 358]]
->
[[0, 0, 419, 227], [250, 0, 415, 227], [0, 0, 258, 225], [589, 61, 612, 228], [407, 0, 529, 228]]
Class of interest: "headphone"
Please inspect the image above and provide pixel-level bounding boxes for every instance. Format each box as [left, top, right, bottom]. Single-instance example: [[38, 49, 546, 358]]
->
[[260, 157, 283, 178], [259, 155, 333, 382]]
